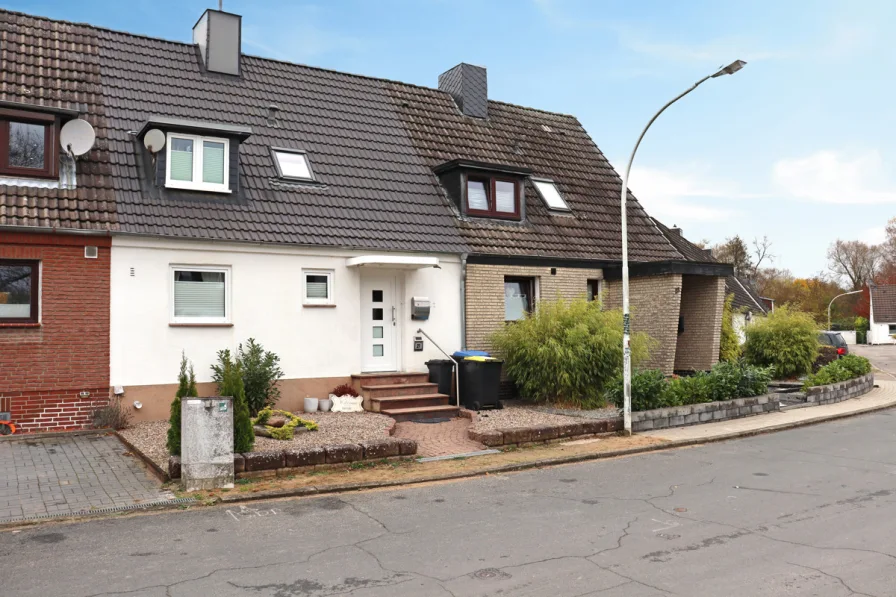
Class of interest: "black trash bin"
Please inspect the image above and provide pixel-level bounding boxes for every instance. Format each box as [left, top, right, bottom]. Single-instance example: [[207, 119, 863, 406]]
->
[[455, 358, 504, 411], [426, 359, 455, 397]]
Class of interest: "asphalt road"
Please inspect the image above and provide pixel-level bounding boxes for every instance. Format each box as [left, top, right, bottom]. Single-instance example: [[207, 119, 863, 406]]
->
[[853, 344, 896, 380], [4, 411, 896, 597]]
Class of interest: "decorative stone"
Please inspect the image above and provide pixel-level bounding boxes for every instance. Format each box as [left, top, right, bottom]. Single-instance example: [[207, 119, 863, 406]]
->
[[253, 425, 273, 438], [168, 456, 181, 480], [360, 440, 400, 459], [285, 446, 326, 467], [267, 416, 287, 428], [325, 443, 363, 463], [331, 394, 364, 413], [243, 450, 284, 471]]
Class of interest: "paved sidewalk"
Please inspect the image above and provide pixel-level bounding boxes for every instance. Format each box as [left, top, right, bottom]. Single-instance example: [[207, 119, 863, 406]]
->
[[644, 378, 896, 442], [393, 418, 486, 457], [0, 432, 175, 523]]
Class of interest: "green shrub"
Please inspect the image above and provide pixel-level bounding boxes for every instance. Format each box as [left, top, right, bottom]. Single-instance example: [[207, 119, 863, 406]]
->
[[251, 407, 318, 441], [856, 317, 869, 344], [719, 294, 741, 363], [215, 350, 255, 453], [212, 339, 283, 417], [803, 355, 871, 389], [606, 369, 669, 411], [167, 353, 198, 456], [667, 372, 714, 406], [839, 354, 871, 377], [736, 362, 773, 397], [743, 306, 819, 378], [490, 298, 655, 407]]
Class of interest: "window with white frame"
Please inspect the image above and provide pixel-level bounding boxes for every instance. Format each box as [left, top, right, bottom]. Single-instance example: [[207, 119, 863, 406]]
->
[[165, 133, 230, 193], [303, 269, 334, 306], [171, 266, 231, 324], [532, 179, 570, 211]]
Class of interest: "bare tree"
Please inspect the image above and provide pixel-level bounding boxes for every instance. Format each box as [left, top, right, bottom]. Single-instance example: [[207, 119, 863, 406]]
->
[[826, 240, 882, 290], [751, 235, 774, 273], [885, 216, 896, 263], [712, 235, 752, 276]]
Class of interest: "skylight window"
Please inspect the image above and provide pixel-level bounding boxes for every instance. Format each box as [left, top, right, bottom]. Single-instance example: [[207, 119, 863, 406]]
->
[[272, 148, 314, 181], [533, 179, 569, 211]]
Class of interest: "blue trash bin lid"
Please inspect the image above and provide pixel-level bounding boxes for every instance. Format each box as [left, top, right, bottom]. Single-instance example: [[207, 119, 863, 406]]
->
[[452, 350, 490, 358]]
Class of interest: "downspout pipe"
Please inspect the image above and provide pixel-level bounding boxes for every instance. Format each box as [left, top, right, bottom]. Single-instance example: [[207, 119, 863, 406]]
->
[[460, 252, 468, 351]]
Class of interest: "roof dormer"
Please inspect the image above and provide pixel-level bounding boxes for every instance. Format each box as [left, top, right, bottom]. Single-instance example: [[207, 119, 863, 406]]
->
[[433, 159, 532, 222]]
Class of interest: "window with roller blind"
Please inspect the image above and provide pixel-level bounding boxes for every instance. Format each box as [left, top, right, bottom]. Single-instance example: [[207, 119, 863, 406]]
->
[[170, 266, 231, 324], [303, 270, 334, 306], [165, 133, 229, 193], [464, 175, 520, 220]]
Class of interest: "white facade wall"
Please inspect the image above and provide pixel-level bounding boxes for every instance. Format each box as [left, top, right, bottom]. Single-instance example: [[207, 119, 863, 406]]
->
[[869, 322, 896, 344], [110, 236, 463, 387]]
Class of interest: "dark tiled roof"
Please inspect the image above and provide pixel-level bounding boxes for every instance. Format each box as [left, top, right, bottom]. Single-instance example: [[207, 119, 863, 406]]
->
[[3, 8, 685, 260], [871, 285, 896, 322], [652, 218, 766, 313], [0, 11, 117, 231], [390, 84, 682, 261]]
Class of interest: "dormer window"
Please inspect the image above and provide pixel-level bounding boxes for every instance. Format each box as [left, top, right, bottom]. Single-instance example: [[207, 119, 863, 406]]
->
[[165, 132, 230, 193], [465, 176, 520, 220], [0, 109, 57, 180], [272, 148, 314, 181], [533, 179, 570, 211]]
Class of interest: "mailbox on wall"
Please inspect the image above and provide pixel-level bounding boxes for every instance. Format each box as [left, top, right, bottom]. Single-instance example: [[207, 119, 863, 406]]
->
[[411, 297, 431, 320]]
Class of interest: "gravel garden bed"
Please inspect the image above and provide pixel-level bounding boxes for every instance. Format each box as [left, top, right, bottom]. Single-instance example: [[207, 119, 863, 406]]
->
[[469, 403, 618, 433], [119, 411, 395, 471]]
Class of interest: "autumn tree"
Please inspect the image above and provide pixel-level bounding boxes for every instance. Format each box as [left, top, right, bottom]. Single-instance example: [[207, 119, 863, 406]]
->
[[826, 240, 882, 290], [713, 236, 752, 277]]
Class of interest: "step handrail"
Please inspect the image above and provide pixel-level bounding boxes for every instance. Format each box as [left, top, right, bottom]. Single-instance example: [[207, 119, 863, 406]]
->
[[416, 328, 460, 408]]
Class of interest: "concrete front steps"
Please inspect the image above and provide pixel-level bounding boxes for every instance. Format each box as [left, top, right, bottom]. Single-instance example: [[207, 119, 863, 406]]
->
[[351, 372, 458, 422]]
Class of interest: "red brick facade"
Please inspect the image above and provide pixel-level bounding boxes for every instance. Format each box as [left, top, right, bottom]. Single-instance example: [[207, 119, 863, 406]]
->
[[0, 232, 111, 432]]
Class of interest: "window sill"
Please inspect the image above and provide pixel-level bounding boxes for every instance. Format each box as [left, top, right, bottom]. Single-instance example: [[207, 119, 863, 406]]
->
[[164, 182, 232, 194], [0, 322, 41, 328], [169, 323, 234, 328], [303, 304, 337, 308]]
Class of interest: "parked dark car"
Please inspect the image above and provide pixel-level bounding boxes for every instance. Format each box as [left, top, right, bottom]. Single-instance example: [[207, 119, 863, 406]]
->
[[819, 332, 849, 357]]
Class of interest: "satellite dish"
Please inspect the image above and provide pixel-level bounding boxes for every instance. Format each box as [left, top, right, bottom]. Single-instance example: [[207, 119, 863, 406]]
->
[[59, 119, 96, 157], [143, 128, 166, 153]]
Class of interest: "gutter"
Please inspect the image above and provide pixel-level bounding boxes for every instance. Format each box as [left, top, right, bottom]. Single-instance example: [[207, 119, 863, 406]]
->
[[460, 253, 468, 350], [0, 225, 113, 237]]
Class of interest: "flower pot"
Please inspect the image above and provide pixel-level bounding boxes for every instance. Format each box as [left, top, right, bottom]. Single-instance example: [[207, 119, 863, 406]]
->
[[318, 398, 333, 412], [303, 397, 319, 413]]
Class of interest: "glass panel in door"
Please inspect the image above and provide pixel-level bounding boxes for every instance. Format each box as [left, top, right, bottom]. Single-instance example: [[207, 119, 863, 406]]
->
[[361, 272, 397, 372]]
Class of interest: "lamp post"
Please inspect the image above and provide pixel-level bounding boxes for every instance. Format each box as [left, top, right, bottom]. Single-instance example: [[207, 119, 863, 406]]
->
[[620, 60, 747, 435], [827, 290, 863, 332]]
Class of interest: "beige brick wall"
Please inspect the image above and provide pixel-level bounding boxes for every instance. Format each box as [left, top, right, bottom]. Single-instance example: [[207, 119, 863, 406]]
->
[[604, 274, 682, 374], [674, 275, 726, 371], [465, 264, 603, 351]]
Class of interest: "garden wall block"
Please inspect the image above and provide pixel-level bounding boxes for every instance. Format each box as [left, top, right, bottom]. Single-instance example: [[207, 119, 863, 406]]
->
[[632, 394, 781, 432], [475, 417, 622, 447], [805, 374, 874, 406], [396, 438, 418, 456], [469, 430, 503, 447], [233, 454, 245, 474], [285, 447, 326, 468], [244, 451, 285, 472], [360, 440, 400, 459], [325, 443, 364, 464]]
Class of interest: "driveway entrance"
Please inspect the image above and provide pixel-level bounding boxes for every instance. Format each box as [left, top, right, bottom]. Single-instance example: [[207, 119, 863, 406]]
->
[[0, 432, 175, 523], [851, 344, 896, 380]]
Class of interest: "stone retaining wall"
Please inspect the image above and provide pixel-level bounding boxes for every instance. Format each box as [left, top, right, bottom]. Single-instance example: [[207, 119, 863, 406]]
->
[[632, 394, 780, 432], [469, 418, 622, 447], [168, 437, 417, 480], [805, 373, 875, 405]]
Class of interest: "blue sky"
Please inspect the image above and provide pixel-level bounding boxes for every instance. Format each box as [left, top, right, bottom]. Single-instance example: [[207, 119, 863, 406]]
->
[[8, 0, 895, 277]]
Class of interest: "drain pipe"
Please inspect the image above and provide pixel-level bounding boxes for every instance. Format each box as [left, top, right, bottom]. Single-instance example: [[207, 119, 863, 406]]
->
[[460, 253, 468, 350], [417, 328, 461, 408]]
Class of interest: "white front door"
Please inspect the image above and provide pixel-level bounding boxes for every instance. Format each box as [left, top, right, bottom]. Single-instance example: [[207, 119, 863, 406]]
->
[[360, 272, 398, 372]]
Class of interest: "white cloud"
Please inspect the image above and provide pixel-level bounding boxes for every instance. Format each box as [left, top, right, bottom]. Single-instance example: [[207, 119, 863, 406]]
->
[[772, 150, 896, 204], [861, 225, 887, 245], [625, 165, 759, 222]]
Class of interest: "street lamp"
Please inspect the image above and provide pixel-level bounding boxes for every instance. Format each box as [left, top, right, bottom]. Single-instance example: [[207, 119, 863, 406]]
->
[[827, 290, 863, 332], [620, 60, 747, 435]]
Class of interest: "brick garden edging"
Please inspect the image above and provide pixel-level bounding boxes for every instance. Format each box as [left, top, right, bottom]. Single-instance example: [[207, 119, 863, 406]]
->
[[469, 418, 622, 447], [805, 373, 875, 405], [632, 394, 780, 432], [167, 437, 417, 481]]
